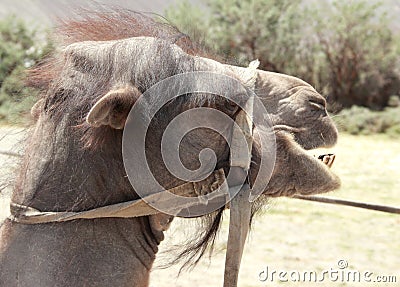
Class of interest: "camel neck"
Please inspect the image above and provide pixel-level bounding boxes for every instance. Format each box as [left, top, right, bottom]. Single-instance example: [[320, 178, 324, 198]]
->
[[0, 216, 161, 287], [12, 116, 137, 213]]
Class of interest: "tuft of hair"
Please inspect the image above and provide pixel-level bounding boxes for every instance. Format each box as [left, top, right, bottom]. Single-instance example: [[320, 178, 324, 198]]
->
[[27, 8, 208, 90], [158, 195, 268, 272], [57, 8, 201, 53]]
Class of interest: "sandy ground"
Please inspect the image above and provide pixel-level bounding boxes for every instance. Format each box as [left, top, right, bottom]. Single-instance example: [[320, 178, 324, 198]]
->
[[150, 133, 400, 287], [1, 127, 399, 286], [0, 127, 25, 219]]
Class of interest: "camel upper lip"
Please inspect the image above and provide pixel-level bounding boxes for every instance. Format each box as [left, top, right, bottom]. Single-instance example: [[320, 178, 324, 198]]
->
[[273, 124, 337, 151], [273, 124, 306, 134]]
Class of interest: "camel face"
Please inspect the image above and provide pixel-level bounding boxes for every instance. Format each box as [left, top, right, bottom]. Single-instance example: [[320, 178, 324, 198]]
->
[[252, 70, 340, 197], [256, 70, 338, 150], [225, 66, 340, 198]]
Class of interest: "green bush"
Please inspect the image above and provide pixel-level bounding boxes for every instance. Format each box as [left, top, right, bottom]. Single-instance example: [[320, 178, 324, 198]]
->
[[166, 0, 400, 111], [303, 0, 400, 111], [0, 15, 52, 124], [166, 0, 304, 71], [334, 106, 400, 136]]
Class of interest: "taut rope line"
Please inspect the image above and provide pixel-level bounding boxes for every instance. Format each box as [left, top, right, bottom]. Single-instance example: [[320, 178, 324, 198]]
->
[[293, 195, 400, 215]]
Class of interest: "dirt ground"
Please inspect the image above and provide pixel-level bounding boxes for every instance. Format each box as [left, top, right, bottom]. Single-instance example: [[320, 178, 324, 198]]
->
[[1, 127, 399, 286], [0, 127, 24, 218]]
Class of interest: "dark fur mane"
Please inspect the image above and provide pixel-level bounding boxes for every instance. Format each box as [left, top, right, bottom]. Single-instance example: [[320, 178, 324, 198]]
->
[[57, 9, 201, 53], [22, 9, 262, 272]]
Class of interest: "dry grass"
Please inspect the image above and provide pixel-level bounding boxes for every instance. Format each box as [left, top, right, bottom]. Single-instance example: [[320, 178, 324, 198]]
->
[[151, 134, 400, 286], [0, 130, 399, 286]]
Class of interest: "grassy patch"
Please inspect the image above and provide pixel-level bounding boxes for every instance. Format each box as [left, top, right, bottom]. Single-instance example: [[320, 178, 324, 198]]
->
[[152, 134, 400, 286]]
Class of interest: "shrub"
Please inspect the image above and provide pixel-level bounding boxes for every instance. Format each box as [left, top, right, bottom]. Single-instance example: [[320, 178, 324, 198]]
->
[[0, 15, 52, 124], [333, 106, 400, 136], [166, 0, 304, 71], [166, 0, 400, 111], [304, 0, 400, 111]]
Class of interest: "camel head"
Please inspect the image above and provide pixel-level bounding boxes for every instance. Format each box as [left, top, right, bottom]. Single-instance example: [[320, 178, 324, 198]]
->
[[226, 65, 340, 197]]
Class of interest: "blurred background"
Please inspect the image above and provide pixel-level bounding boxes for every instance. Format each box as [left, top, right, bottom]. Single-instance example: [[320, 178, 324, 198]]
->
[[0, 1, 399, 286]]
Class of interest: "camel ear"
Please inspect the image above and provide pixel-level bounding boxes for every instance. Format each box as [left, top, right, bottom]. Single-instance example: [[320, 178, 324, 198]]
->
[[86, 84, 141, 129]]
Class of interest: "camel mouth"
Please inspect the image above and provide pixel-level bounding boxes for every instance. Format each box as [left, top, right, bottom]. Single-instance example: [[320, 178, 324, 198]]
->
[[309, 147, 337, 170], [272, 125, 338, 169]]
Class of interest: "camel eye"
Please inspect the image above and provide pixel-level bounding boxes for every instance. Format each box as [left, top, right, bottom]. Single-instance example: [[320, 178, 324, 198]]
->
[[309, 100, 326, 110]]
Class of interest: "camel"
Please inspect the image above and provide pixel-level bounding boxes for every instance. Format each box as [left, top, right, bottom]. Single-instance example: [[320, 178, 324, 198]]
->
[[0, 10, 340, 287]]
